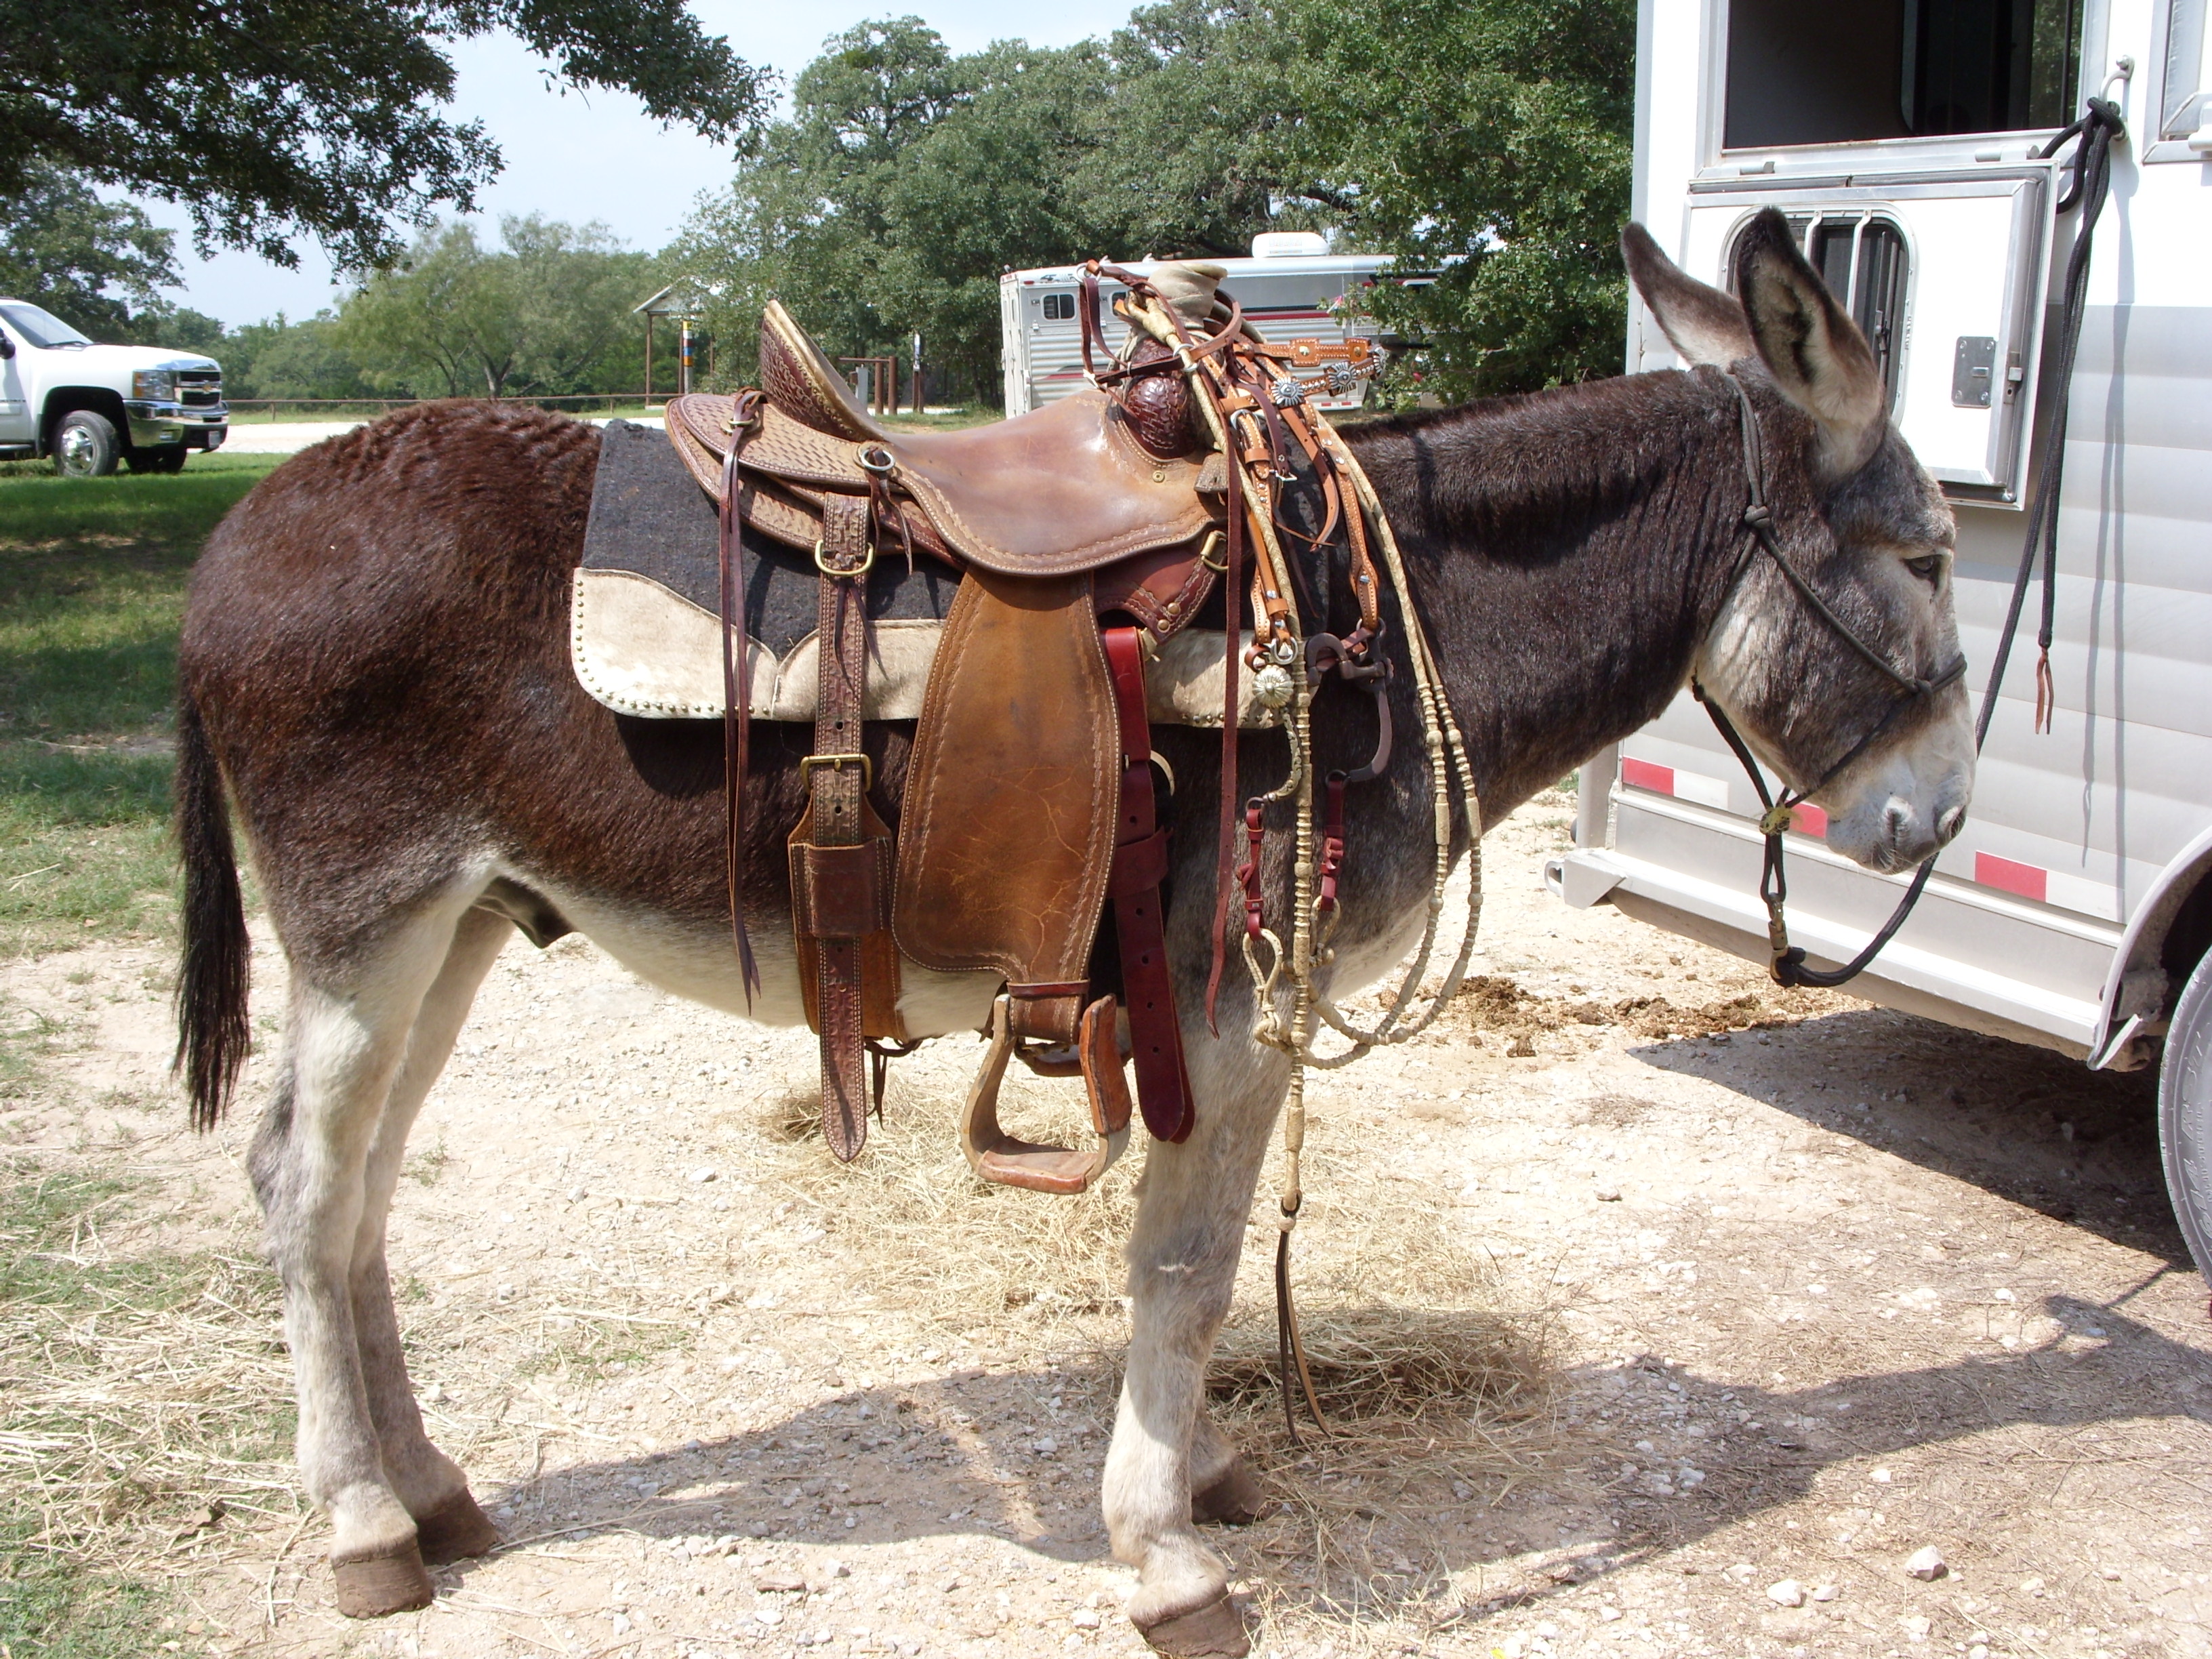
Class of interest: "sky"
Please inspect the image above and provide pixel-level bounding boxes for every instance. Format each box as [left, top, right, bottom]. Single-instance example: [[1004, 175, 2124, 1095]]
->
[[142, 0, 1136, 327]]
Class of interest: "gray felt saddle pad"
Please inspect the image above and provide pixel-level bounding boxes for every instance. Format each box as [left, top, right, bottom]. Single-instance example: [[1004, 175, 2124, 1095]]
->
[[580, 417, 959, 659]]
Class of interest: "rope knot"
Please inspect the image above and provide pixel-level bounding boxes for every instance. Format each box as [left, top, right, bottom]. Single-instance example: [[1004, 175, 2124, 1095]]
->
[[1742, 504, 1774, 531]]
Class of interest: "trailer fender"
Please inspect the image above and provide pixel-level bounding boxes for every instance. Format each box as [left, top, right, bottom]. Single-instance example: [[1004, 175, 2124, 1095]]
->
[[2092, 825, 2212, 1071]]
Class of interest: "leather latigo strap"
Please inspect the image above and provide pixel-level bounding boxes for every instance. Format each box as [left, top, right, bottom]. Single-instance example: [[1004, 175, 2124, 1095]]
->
[[717, 392, 764, 1003], [1102, 628, 1194, 1142], [794, 495, 877, 1160]]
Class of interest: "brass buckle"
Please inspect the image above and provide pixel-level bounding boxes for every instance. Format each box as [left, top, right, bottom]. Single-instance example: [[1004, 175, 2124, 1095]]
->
[[813, 537, 875, 578], [800, 752, 874, 791], [1195, 529, 1227, 572]]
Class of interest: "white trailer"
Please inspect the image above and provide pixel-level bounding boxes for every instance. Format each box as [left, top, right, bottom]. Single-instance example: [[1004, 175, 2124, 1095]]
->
[[1000, 234, 1396, 416], [1550, 0, 2212, 1263]]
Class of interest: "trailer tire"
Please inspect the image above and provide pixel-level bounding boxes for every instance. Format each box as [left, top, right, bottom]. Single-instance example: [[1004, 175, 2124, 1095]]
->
[[2158, 948, 2212, 1284]]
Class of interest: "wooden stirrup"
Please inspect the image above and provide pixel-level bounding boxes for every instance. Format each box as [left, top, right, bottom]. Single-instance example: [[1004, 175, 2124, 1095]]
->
[[960, 995, 1133, 1195]]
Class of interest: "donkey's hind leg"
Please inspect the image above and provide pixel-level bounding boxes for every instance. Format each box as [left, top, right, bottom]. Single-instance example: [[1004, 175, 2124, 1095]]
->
[[348, 904, 514, 1566], [247, 892, 494, 1618]]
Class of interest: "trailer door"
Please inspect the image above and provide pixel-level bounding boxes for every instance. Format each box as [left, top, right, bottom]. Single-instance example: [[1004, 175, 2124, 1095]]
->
[[1677, 173, 2051, 501]]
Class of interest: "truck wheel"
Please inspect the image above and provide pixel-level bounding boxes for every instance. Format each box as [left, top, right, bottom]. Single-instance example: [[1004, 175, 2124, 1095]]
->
[[2158, 948, 2212, 1284], [125, 444, 188, 474], [54, 410, 121, 478]]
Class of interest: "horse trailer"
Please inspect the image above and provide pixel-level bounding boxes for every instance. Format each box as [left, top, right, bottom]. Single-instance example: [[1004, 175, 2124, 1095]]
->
[[1549, 0, 2212, 1265], [1000, 235, 1395, 416]]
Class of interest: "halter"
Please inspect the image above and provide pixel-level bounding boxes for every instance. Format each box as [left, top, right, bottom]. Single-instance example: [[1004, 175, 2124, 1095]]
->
[[1694, 373, 1965, 989]]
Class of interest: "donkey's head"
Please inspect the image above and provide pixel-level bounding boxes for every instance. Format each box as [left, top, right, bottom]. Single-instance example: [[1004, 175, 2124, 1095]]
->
[[1622, 209, 1972, 874]]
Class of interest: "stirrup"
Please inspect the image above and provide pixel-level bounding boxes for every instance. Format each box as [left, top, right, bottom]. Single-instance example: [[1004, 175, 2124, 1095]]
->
[[960, 994, 1132, 1195]]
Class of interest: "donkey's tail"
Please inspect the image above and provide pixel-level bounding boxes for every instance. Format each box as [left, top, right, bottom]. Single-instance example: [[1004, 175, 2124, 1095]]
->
[[173, 691, 250, 1130]]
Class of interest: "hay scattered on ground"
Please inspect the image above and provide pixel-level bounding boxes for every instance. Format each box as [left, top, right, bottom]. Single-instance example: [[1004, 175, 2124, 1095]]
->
[[764, 1056, 1571, 1616], [0, 1161, 298, 1593]]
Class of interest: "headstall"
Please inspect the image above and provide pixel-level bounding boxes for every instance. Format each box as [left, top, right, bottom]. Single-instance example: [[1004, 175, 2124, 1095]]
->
[[1694, 373, 1964, 990]]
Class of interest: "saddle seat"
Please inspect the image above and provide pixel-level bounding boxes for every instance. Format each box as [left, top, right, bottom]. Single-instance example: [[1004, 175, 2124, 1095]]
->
[[670, 300, 1220, 578]]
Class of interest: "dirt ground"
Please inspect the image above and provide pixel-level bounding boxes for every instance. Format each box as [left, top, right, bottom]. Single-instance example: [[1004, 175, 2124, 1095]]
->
[[7, 795, 2211, 1659]]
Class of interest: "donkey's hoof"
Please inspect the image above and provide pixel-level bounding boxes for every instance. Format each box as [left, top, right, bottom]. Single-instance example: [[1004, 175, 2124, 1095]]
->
[[1191, 1458, 1269, 1526], [414, 1488, 501, 1565], [1134, 1593, 1250, 1657], [331, 1543, 436, 1618]]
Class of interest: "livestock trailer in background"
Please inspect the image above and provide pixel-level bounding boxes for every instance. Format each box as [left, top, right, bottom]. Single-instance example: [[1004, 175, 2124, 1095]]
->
[[1550, 0, 2212, 1262], [1000, 234, 1396, 416]]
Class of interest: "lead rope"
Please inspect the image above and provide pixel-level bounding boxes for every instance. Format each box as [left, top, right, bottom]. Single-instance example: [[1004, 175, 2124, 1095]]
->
[[1712, 98, 2121, 990]]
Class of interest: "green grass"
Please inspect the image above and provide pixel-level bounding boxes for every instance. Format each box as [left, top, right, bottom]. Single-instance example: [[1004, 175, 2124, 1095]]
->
[[0, 454, 280, 958], [0, 1519, 171, 1659], [0, 451, 280, 542]]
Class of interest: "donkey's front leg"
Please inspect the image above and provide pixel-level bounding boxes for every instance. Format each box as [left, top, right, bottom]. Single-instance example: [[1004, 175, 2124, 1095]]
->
[[247, 901, 474, 1618], [1106, 1034, 1289, 1658]]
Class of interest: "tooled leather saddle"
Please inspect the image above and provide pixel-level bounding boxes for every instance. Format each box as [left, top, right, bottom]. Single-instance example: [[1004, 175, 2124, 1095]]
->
[[667, 296, 1230, 1193]]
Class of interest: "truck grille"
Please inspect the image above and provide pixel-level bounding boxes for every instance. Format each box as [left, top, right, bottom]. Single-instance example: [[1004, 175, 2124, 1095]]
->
[[176, 369, 223, 409]]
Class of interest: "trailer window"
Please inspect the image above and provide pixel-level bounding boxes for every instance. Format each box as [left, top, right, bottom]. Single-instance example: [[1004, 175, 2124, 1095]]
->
[[1729, 213, 1910, 406], [2163, 0, 2211, 139], [1725, 0, 2081, 148], [1042, 293, 1077, 321]]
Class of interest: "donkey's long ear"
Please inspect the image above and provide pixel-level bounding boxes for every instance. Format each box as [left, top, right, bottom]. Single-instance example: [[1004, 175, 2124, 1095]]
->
[[1622, 222, 1754, 367], [1733, 207, 1887, 478]]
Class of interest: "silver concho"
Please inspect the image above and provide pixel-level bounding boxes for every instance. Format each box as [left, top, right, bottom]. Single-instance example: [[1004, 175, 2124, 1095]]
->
[[1322, 362, 1358, 396], [1252, 662, 1296, 708], [1269, 375, 1306, 408]]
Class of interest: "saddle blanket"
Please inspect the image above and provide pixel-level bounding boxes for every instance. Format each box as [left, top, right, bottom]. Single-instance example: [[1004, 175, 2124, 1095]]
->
[[572, 417, 1271, 727]]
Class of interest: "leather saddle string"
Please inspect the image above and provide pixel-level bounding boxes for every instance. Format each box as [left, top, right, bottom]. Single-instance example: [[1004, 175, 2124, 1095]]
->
[[1204, 397, 1247, 1031], [718, 393, 764, 1001], [1078, 266, 1109, 384]]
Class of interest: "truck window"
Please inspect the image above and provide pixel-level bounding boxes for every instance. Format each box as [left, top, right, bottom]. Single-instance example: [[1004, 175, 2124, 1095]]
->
[[0, 303, 93, 349], [1725, 0, 2081, 148]]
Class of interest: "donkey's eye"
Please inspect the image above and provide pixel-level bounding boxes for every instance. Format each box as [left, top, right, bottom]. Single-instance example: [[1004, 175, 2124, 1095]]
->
[[1904, 555, 1944, 585]]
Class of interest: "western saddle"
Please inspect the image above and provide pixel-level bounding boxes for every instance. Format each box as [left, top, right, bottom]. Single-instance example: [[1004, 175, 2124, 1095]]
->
[[663, 263, 1389, 1193]]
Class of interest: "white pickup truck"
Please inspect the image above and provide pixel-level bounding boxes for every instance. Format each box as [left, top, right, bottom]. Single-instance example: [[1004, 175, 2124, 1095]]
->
[[0, 298, 228, 475]]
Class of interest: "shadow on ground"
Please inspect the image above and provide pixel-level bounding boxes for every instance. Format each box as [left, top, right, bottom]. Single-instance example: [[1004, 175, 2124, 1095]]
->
[[1633, 1006, 2176, 1263]]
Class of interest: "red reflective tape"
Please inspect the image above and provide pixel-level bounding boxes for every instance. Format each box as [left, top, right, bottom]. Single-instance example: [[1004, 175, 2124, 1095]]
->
[[1975, 852, 2047, 903], [1621, 758, 1674, 794]]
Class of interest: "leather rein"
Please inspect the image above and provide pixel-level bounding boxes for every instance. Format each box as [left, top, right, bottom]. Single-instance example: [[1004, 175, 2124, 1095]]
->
[[1694, 373, 1964, 989]]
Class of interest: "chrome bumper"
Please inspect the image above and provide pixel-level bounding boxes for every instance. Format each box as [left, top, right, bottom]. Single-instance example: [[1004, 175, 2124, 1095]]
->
[[125, 401, 228, 449]]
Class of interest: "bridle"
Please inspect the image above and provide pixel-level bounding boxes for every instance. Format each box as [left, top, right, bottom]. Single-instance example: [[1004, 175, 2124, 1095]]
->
[[1694, 372, 1965, 989]]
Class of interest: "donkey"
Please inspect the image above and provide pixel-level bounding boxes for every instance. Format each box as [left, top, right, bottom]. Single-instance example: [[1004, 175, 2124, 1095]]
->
[[171, 213, 1969, 1656]]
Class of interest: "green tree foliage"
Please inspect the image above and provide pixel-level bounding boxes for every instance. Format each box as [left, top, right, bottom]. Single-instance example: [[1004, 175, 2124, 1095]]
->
[[1275, 0, 1635, 398], [677, 0, 1631, 406], [220, 314, 375, 401], [0, 161, 181, 341], [0, 0, 766, 271], [336, 216, 653, 398], [673, 13, 1282, 407]]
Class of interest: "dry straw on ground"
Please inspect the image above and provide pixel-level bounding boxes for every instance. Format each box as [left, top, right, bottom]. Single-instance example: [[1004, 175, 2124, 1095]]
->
[[762, 1063, 1568, 1549], [0, 1160, 298, 1585]]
